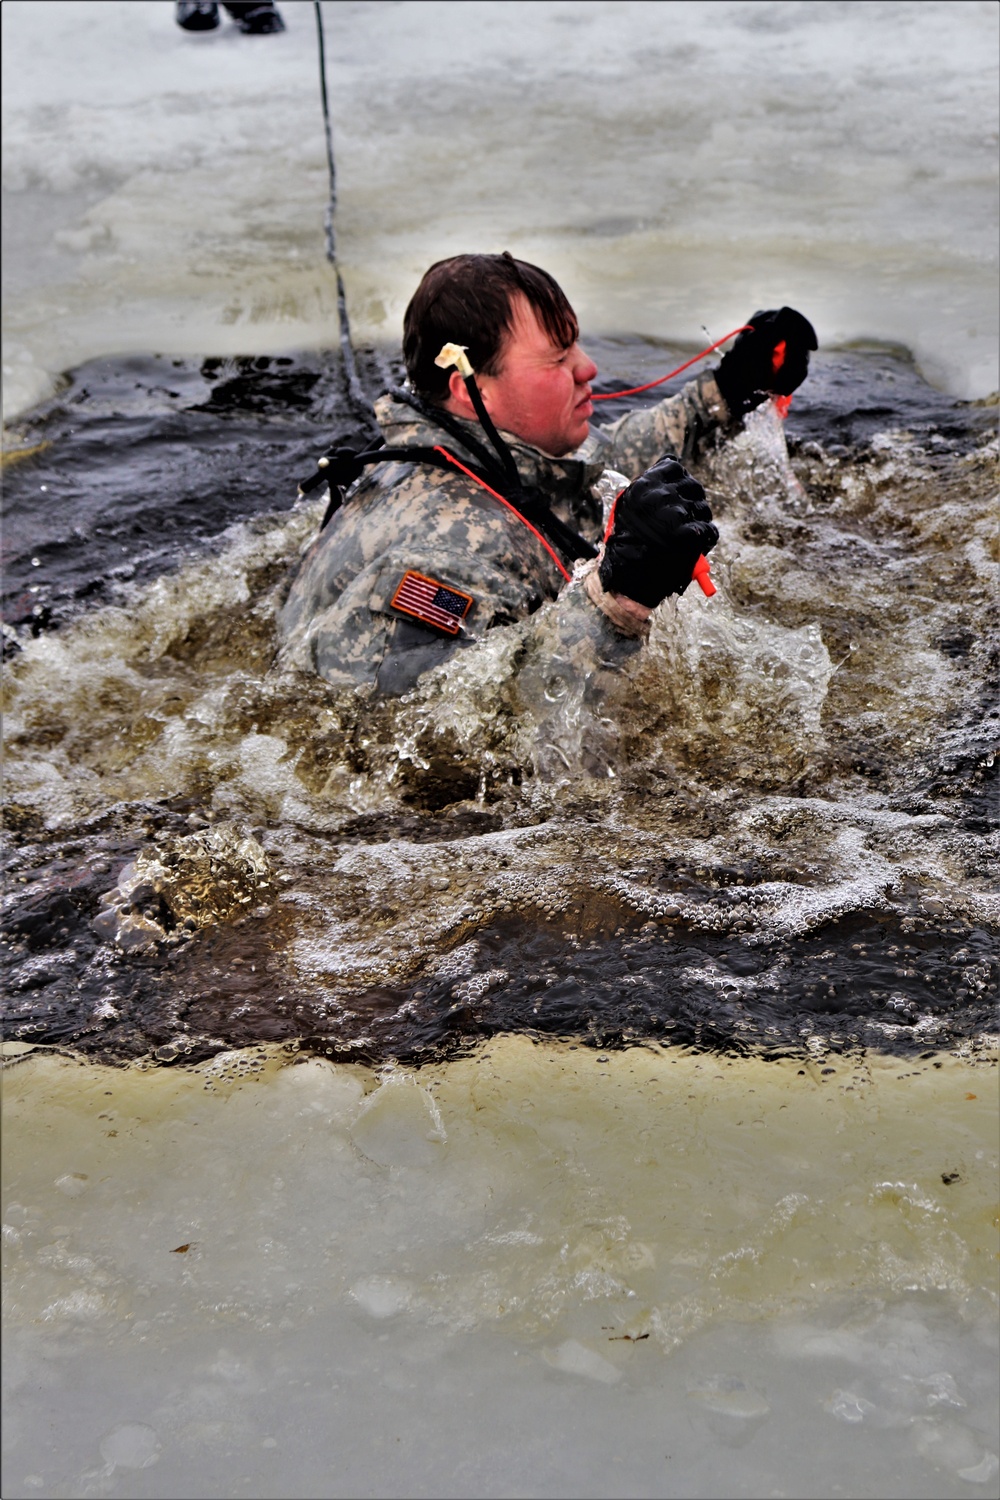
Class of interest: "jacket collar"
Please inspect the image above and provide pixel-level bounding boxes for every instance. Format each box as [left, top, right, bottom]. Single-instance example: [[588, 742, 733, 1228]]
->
[[373, 393, 606, 500]]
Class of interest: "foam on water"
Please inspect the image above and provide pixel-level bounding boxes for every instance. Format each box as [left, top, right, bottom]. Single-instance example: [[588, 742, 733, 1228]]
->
[[2, 356, 996, 1071]]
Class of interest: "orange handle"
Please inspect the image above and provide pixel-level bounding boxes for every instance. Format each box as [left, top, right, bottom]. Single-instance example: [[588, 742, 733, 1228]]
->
[[692, 554, 716, 597]]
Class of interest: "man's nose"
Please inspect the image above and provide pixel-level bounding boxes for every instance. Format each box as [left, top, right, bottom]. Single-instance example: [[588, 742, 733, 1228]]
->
[[575, 347, 598, 383]]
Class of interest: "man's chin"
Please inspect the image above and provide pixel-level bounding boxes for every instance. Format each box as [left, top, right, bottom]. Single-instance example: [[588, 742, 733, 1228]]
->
[[563, 415, 593, 450], [531, 418, 591, 458]]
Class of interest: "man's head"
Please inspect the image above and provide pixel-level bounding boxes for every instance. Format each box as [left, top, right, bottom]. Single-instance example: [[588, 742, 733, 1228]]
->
[[403, 252, 597, 456]]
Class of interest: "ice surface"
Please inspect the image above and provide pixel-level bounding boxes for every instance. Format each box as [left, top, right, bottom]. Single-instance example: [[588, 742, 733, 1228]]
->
[[2, 1042, 997, 1499], [98, 1423, 160, 1471], [3, 0, 998, 420], [542, 1339, 622, 1385], [350, 1077, 447, 1168]]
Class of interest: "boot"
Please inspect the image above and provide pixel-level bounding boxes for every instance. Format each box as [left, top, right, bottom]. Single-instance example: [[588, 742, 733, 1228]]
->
[[175, 2, 220, 30], [222, 3, 286, 32]]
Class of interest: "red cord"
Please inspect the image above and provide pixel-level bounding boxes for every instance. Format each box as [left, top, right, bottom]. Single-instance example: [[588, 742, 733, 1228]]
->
[[433, 324, 762, 587], [433, 446, 572, 582], [590, 325, 753, 402], [603, 490, 623, 545]]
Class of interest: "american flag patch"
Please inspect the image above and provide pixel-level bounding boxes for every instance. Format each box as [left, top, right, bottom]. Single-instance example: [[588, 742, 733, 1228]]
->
[[390, 571, 474, 636]]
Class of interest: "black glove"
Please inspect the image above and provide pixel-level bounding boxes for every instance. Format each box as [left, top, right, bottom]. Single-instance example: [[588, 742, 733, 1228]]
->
[[715, 307, 817, 418], [599, 457, 719, 609]]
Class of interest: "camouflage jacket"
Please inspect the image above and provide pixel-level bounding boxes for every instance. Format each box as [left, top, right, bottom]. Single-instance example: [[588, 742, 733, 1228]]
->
[[277, 371, 731, 695]]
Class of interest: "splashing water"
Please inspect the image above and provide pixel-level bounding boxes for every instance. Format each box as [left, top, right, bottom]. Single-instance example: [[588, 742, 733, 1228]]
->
[[2, 345, 996, 1071]]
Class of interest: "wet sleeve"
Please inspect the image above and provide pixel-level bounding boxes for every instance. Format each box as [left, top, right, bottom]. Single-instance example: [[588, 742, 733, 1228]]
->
[[598, 370, 734, 478], [281, 544, 554, 698], [519, 578, 645, 674], [501, 580, 646, 778]]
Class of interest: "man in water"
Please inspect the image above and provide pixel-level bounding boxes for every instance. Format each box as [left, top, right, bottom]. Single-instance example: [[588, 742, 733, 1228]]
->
[[278, 252, 815, 696]]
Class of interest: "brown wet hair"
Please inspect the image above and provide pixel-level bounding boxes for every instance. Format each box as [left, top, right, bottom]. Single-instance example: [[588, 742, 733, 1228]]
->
[[403, 251, 579, 403]]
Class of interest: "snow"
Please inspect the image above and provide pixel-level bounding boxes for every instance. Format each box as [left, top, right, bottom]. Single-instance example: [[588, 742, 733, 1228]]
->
[[3, 0, 999, 420]]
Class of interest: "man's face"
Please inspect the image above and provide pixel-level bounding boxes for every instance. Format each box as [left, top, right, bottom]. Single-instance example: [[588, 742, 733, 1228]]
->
[[472, 294, 598, 456]]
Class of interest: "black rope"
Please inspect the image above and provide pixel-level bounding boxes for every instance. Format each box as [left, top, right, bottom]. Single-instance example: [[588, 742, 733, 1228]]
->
[[307, 6, 595, 568], [384, 392, 596, 560], [393, 379, 519, 498], [314, 1, 375, 426], [459, 373, 521, 492]]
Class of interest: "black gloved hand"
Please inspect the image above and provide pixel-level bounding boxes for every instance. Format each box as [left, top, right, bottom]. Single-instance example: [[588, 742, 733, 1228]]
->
[[599, 457, 718, 609], [715, 307, 818, 418]]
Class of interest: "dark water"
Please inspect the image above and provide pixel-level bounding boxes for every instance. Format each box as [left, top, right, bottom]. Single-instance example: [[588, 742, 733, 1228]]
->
[[2, 341, 997, 1066], [1, 347, 389, 637]]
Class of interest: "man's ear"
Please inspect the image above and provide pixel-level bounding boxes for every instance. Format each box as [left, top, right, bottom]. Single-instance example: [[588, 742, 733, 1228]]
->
[[447, 367, 477, 415]]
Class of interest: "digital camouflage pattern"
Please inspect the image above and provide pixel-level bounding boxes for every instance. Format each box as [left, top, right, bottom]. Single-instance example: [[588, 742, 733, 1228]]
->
[[277, 371, 733, 695]]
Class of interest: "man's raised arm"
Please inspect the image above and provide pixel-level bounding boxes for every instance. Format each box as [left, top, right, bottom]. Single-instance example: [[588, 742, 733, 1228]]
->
[[596, 307, 818, 478]]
